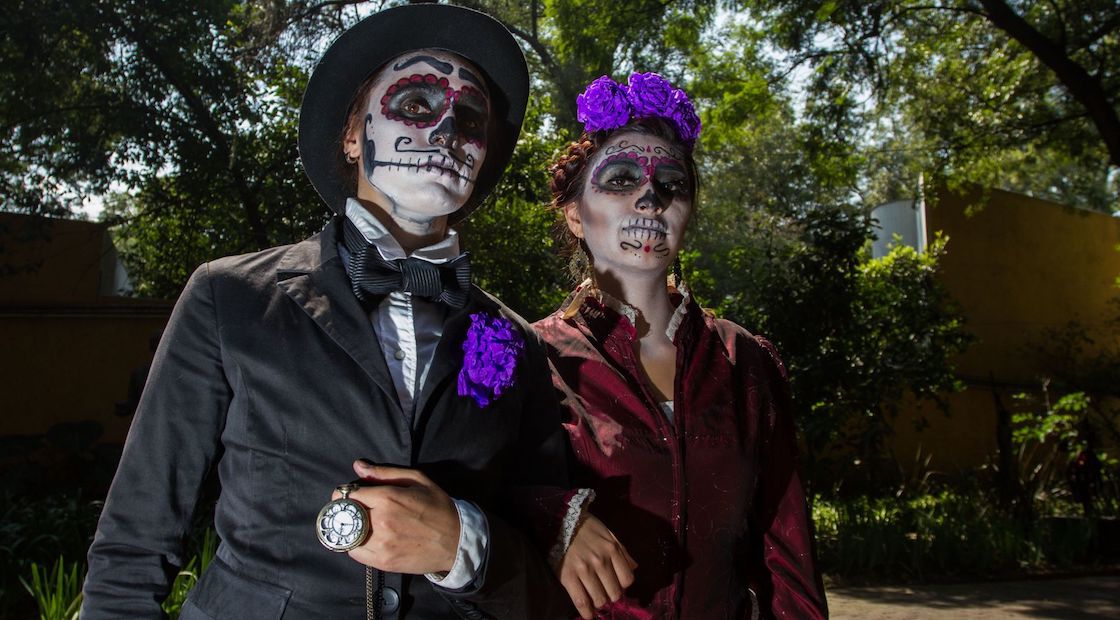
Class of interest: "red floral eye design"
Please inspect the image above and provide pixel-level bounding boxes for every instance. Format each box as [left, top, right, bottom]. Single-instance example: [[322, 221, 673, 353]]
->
[[380, 74, 453, 128]]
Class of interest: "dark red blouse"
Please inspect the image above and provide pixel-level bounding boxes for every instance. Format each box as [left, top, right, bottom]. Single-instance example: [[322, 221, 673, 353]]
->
[[533, 288, 828, 620]]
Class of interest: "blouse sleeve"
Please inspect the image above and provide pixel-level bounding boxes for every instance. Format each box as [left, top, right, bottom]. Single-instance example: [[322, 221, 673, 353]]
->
[[748, 336, 829, 619]]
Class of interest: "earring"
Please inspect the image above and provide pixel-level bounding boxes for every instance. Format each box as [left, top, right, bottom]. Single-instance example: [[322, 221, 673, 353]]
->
[[672, 257, 683, 288], [345, 152, 358, 164], [571, 242, 591, 284]]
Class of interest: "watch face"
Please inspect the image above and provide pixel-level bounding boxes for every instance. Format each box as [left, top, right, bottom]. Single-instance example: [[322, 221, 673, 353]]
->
[[316, 497, 369, 552]]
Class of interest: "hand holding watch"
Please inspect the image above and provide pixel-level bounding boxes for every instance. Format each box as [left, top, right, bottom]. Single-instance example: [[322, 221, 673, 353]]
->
[[316, 483, 370, 552]]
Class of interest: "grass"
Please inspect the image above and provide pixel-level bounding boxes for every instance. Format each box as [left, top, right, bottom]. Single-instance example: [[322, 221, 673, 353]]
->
[[0, 491, 218, 620], [19, 558, 83, 620], [161, 527, 218, 619], [0, 493, 100, 619]]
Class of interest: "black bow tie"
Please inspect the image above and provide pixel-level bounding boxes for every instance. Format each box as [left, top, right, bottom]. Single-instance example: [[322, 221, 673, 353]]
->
[[341, 217, 471, 308]]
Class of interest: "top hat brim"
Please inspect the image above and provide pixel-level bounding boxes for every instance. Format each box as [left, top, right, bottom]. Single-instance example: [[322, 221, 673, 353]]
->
[[298, 3, 529, 225]]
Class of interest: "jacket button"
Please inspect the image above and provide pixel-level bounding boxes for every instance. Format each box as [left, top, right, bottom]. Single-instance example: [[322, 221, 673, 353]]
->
[[382, 586, 400, 613]]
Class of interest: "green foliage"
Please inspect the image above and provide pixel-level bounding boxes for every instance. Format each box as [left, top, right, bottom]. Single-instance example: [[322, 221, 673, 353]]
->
[[1010, 386, 1120, 518], [691, 194, 971, 490], [813, 490, 1104, 583], [459, 92, 570, 320], [1012, 392, 1092, 448], [162, 528, 219, 619], [0, 493, 100, 618], [743, 0, 1120, 212], [467, 0, 719, 133], [2, 0, 327, 298], [19, 558, 83, 620]]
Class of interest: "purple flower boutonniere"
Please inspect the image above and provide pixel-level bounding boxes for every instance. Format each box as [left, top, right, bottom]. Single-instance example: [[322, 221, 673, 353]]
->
[[458, 312, 525, 409]]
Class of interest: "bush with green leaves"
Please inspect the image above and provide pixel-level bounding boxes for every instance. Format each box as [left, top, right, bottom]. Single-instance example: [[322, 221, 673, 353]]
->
[[1010, 387, 1120, 519], [813, 488, 1103, 584]]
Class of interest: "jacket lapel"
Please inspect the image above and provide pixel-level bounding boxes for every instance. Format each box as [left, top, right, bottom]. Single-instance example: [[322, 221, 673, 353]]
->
[[276, 219, 401, 412], [412, 287, 501, 429]]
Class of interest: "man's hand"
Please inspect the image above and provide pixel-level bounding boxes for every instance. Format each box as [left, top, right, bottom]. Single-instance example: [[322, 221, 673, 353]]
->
[[558, 514, 636, 619], [332, 460, 460, 574]]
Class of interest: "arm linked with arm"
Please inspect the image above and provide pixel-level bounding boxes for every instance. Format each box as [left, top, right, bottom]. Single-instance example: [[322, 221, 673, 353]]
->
[[434, 324, 574, 618]]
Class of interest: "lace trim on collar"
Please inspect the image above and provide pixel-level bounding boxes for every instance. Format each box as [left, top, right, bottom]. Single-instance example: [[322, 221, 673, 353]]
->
[[559, 278, 693, 341], [664, 283, 692, 342]]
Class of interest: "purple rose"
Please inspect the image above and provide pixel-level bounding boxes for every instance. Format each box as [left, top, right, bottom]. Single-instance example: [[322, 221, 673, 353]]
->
[[576, 76, 632, 133], [669, 88, 702, 146], [458, 312, 525, 408], [627, 72, 675, 118]]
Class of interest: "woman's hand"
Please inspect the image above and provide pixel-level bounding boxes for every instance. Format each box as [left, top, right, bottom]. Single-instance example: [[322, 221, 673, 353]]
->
[[559, 514, 637, 619], [332, 460, 460, 574]]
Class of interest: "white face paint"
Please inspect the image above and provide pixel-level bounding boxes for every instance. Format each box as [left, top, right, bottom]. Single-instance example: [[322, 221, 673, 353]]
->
[[353, 50, 490, 226], [568, 132, 693, 279]]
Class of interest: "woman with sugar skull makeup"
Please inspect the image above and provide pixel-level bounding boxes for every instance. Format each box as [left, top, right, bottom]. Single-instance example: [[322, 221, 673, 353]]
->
[[82, 5, 582, 619], [534, 75, 829, 619]]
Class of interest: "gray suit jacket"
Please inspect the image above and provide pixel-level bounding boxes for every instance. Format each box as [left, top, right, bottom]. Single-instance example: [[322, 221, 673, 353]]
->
[[82, 219, 572, 619]]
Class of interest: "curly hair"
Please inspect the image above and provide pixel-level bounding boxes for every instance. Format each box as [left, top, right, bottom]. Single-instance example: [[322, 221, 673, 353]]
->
[[547, 116, 700, 282]]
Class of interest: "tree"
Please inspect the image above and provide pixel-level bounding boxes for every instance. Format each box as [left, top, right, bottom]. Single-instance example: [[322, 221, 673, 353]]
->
[[671, 13, 972, 490], [744, 0, 1120, 212], [2, 1, 335, 297], [460, 0, 719, 133]]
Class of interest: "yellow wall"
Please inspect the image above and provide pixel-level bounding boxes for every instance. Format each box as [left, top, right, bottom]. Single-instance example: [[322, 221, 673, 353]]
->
[[0, 214, 107, 303], [1, 308, 169, 442], [890, 187, 1120, 472], [1, 213, 172, 444]]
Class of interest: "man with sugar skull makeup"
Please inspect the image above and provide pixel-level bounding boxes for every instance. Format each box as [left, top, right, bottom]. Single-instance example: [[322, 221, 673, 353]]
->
[[82, 5, 578, 619]]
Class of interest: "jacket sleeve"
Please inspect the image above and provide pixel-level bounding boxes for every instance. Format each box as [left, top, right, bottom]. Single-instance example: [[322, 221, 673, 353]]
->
[[82, 264, 230, 619], [748, 337, 829, 619], [437, 322, 575, 619]]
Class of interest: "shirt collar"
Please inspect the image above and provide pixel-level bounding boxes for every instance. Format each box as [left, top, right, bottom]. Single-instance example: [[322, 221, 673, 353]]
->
[[344, 197, 461, 263], [559, 278, 695, 342]]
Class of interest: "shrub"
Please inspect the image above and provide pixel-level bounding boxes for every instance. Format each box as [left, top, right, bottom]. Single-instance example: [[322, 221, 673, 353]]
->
[[814, 489, 1104, 584]]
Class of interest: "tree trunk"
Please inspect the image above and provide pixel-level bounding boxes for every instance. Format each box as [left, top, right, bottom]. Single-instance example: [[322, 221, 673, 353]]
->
[[978, 0, 1120, 168]]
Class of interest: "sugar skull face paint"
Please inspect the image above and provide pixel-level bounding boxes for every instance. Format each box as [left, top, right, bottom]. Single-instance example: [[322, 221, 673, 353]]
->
[[348, 50, 491, 225], [568, 133, 693, 277], [589, 142, 690, 199]]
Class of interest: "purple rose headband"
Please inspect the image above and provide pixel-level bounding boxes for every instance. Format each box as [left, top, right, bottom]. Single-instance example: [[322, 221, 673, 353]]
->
[[576, 72, 701, 148]]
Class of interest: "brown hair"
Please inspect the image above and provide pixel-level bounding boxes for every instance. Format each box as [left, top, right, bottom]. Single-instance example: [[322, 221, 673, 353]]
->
[[547, 116, 700, 282], [337, 72, 383, 193]]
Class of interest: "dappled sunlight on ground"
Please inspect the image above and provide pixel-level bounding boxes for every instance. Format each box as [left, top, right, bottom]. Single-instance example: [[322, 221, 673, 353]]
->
[[828, 574, 1120, 619]]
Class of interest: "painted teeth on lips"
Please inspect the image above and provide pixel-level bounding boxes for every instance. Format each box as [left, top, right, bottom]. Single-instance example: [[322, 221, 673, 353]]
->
[[418, 155, 464, 179], [623, 217, 668, 236]]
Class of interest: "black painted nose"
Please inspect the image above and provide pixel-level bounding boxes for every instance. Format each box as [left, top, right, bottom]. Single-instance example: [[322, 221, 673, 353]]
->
[[428, 116, 460, 150], [634, 189, 666, 213]]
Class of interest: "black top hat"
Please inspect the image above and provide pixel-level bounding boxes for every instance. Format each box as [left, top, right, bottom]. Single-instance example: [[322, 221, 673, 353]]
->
[[298, 3, 529, 225]]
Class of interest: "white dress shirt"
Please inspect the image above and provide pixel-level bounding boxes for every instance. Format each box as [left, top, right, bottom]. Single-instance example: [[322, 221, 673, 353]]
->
[[342, 198, 488, 589]]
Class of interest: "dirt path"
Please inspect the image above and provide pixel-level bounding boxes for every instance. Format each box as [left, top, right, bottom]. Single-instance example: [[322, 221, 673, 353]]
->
[[827, 574, 1120, 619]]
